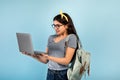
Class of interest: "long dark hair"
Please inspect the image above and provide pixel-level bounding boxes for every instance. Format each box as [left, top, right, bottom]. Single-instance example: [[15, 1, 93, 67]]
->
[[53, 13, 79, 41]]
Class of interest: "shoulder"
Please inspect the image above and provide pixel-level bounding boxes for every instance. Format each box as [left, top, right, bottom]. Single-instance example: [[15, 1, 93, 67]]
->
[[67, 34, 77, 43], [68, 34, 77, 40], [66, 34, 77, 48], [48, 34, 56, 41], [48, 34, 56, 38]]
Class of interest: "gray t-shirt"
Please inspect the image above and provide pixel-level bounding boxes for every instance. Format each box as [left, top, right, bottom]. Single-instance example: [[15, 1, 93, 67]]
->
[[47, 34, 77, 70]]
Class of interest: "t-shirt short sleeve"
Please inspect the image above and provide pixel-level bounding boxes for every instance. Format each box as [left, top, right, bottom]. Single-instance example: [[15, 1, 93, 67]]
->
[[67, 34, 77, 49]]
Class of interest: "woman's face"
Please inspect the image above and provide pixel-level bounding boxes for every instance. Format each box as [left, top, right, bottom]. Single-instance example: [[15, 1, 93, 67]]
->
[[53, 20, 68, 35]]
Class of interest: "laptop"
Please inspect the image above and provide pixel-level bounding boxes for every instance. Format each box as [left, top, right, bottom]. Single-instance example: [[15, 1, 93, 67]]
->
[[16, 33, 45, 54]]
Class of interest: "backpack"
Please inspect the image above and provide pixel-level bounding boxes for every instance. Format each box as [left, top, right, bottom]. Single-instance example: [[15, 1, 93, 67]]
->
[[65, 35, 91, 80]]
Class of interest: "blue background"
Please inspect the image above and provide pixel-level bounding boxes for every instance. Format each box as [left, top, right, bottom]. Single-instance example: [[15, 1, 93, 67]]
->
[[0, 0, 120, 80]]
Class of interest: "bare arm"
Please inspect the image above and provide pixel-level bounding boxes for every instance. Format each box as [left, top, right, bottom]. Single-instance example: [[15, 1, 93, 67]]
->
[[42, 47, 75, 65]]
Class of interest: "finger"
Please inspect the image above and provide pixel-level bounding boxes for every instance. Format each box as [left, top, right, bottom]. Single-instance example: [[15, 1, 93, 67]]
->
[[21, 51, 25, 54], [21, 51, 27, 54], [32, 55, 40, 59], [21, 52, 32, 56]]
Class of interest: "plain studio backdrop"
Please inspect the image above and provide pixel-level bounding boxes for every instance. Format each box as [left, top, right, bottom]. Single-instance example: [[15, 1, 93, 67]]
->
[[0, 0, 120, 80]]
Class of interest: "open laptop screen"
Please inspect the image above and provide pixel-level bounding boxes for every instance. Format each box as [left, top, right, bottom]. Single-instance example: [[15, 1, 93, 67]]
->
[[16, 33, 34, 54]]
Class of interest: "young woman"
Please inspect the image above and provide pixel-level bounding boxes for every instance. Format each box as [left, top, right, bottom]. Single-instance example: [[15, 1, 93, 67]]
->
[[22, 12, 80, 80]]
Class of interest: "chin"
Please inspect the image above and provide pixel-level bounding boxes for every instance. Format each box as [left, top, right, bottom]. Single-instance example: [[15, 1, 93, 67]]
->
[[56, 32, 60, 35], [56, 33, 60, 36]]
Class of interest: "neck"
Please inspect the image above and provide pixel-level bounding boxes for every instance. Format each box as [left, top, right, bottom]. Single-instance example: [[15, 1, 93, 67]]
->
[[57, 33, 68, 38]]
